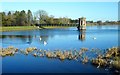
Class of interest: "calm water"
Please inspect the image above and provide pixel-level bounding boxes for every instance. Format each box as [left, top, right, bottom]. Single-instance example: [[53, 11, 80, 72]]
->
[[0, 25, 119, 73]]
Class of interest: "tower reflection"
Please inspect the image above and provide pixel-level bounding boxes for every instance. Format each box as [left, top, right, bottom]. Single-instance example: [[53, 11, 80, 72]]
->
[[78, 30, 86, 41]]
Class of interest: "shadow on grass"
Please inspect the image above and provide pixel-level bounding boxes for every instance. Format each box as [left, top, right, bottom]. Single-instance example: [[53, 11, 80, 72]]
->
[[39, 26, 46, 29]]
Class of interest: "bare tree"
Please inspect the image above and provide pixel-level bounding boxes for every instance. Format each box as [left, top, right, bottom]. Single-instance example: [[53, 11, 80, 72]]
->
[[35, 10, 48, 24]]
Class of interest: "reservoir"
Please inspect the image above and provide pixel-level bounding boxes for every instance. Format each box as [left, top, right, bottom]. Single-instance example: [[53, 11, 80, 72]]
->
[[0, 25, 119, 73]]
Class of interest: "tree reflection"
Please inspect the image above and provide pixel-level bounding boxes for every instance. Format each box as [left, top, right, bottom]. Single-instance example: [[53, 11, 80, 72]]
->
[[1, 35, 33, 44], [97, 25, 102, 29]]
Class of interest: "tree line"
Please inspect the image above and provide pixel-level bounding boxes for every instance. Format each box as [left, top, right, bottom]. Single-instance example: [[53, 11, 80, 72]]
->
[[0, 9, 119, 27], [0, 10, 74, 26]]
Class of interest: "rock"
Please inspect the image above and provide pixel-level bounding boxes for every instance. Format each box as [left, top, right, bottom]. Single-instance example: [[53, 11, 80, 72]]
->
[[25, 51, 28, 55], [105, 53, 111, 58], [59, 54, 65, 60], [33, 53, 37, 57], [8, 46, 14, 49], [92, 58, 107, 67], [46, 52, 52, 58], [15, 48, 18, 52], [1, 53, 6, 57], [112, 60, 120, 69], [26, 47, 37, 52], [82, 57, 88, 64], [39, 53, 44, 57]]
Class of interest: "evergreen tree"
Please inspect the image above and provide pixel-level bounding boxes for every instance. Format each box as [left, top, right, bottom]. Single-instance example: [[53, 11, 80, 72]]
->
[[27, 10, 33, 26]]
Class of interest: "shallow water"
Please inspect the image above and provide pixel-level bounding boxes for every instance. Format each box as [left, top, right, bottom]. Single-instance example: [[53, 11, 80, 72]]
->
[[0, 25, 119, 73]]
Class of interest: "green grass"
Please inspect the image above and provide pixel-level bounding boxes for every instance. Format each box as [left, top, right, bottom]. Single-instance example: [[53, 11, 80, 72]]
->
[[41, 26, 70, 29], [0, 26, 71, 32], [0, 26, 38, 32]]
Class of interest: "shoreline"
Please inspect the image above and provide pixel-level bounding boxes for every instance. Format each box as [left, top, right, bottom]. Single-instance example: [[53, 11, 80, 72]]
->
[[0, 26, 71, 32], [0, 25, 119, 32], [0, 26, 39, 32]]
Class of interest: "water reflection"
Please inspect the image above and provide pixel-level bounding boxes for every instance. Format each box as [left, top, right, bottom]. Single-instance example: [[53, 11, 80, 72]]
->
[[0, 35, 50, 45], [26, 35, 33, 44], [1, 30, 86, 45], [1, 26, 119, 73], [78, 30, 86, 41], [97, 25, 102, 29], [39, 36, 48, 46], [1, 35, 33, 44]]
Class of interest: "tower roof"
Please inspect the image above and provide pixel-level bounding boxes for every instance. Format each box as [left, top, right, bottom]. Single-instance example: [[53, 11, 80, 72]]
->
[[79, 17, 86, 20], [81, 17, 86, 19]]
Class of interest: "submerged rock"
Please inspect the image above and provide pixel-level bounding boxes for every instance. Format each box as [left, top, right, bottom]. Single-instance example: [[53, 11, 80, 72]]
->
[[46, 52, 53, 58], [33, 53, 37, 57], [0, 46, 18, 57], [1, 46, 120, 73], [59, 54, 66, 60], [82, 57, 88, 64], [112, 60, 120, 69], [26, 47, 37, 52], [91, 58, 107, 67]]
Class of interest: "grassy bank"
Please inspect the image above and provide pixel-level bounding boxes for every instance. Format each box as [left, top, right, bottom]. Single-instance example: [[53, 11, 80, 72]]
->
[[41, 26, 69, 29], [1, 25, 118, 32], [0, 26, 70, 32], [0, 26, 39, 32]]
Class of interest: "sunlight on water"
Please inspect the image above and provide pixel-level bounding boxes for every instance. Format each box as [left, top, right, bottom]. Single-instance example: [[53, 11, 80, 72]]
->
[[0, 25, 119, 73]]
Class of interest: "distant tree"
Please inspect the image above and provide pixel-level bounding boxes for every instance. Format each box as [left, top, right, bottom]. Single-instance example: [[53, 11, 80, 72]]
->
[[62, 17, 70, 24], [27, 10, 33, 26], [58, 17, 63, 24], [0, 12, 5, 26], [90, 21, 93, 23], [18, 10, 27, 26], [14, 11, 20, 26], [118, 20, 120, 25], [45, 15, 54, 24], [33, 16, 37, 25], [8, 11, 16, 26], [0, 13, 2, 26], [54, 17, 70, 25], [97, 20, 102, 25], [53, 18, 59, 24], [3, 11, 12, 26], [70, 19, 78, 24], [8, 11, 11, 16], [105, 20, 110, 23], [103, 20, 109, 25], [35, 10, 48, 24]]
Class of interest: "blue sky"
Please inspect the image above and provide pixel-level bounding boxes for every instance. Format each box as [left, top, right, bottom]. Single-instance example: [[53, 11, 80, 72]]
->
[[1, 2, 118, 21]]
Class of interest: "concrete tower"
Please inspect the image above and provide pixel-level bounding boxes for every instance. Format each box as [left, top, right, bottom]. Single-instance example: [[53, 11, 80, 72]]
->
[[77, 17, 86, 30]]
